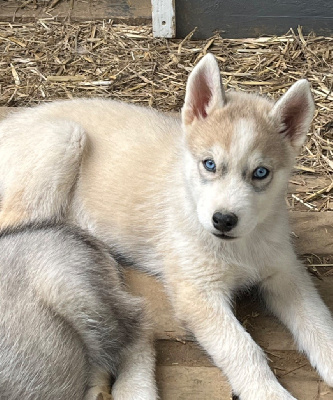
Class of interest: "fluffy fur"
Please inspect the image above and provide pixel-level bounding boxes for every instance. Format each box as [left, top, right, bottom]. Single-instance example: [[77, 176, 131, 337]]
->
[[0, 53, 332, 399], [0, 223, 157, 400]]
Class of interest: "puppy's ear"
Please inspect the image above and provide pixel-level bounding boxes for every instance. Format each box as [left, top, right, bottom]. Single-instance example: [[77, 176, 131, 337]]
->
[[182, 53, 226, 125], [270, 79, 315, 150]]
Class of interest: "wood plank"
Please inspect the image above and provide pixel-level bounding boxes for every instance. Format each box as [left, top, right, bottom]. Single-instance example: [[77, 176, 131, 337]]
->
[[290, 212, 333, 256], [156, 366, 231, 400], [151, 0, 175, 38], [0, 0, 151, 24], [175, 0, 333, 39], [156, 340, 232, 399], [156, 340, 212, 367]]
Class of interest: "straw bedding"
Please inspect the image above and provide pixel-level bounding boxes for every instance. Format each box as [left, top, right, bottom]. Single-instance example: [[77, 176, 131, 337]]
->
[[0, 20, 332, 211]]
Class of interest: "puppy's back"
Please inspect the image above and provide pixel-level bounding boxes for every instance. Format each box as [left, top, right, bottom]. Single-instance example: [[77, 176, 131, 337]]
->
[[0, 288, 88, 399], [0, 223, 143, 400], [0, 225, 88, 400]]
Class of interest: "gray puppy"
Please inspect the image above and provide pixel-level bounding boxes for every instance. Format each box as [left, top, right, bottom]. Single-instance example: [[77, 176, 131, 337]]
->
[[0, 222, 157, 400]]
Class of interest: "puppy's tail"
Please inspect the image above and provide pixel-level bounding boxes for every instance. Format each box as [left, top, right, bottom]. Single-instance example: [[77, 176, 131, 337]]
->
[[0, 119, 86, 229]]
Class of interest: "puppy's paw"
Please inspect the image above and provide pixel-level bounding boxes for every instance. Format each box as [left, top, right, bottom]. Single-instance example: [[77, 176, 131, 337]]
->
[[96, 392, 113, 400], [85, 386, 112, 400], [318, 352, 333, 388], [112, 382, 158, 400]]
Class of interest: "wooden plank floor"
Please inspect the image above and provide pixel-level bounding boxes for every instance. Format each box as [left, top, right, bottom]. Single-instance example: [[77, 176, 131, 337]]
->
[[0, 107, 332, 398]]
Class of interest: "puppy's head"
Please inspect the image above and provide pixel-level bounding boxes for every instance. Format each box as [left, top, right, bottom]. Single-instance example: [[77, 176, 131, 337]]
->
[[181, 53, 314, 240]]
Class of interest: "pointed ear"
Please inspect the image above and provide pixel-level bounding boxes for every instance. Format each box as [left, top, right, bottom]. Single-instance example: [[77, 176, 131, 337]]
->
[[270, 79, 315, 150], [182, 53, 226, 126]]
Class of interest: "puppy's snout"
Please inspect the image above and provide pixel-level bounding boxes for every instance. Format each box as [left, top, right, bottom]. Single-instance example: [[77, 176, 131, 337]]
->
[[212, 212, 238, 232]]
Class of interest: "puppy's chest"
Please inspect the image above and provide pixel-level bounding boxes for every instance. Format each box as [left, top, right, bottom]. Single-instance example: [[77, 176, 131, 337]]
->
[[173, 242, 267, 292], [219, 261, 262, 292]]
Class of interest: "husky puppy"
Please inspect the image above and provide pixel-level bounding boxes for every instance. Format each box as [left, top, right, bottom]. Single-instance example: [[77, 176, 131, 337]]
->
[[0, 223, 157, 400], [0, 53, 332, 399]]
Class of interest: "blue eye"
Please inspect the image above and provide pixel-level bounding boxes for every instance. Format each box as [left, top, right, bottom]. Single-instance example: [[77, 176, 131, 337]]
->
[[253, 167, 270, 179], [203, 159, 216, 172]]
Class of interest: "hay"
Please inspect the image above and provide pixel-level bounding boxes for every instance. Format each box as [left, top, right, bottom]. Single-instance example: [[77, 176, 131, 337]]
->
[[0, 20, 332, 210]]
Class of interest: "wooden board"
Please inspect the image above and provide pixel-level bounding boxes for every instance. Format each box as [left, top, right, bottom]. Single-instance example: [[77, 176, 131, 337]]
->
[[290, 212, 333, 256], [0, 0, 151, 24], [2, 0, 333, 39], [175, 0, 333, 39], [156, 366, 232, 400], [151, 0, 175, 38]]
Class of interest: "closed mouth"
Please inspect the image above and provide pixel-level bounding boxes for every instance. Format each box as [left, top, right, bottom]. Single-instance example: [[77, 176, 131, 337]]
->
[[213, 233, 237, 240]]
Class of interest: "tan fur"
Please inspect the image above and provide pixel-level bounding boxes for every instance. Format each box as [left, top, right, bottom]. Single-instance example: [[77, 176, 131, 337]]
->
[[186, 92, 291, 170], [0, 190, 28, 227]]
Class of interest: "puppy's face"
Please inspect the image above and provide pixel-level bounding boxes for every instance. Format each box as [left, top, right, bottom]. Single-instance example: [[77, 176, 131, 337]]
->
[[184, 101, 292, 239], [181, 54, 314, 240]]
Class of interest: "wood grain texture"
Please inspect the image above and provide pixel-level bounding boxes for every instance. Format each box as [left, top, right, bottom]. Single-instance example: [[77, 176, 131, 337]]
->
[[152, 0, 175, 38], [175, 0, 333, 38], [0, 0, 151, 24]]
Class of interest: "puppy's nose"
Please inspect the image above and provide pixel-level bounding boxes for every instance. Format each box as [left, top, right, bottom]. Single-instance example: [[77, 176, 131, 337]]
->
[[212, 212, 238, 232]]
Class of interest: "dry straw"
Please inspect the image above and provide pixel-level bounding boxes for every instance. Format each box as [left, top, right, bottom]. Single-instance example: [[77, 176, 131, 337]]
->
[[0, 20, 332, 210]]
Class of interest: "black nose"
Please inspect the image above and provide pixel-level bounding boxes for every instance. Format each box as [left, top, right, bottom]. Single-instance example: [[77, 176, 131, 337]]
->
[[212, 212, 238, 232]]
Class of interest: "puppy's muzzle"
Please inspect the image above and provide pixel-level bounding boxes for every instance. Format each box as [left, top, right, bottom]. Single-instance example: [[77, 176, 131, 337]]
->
[[212, 212, 238, 233]]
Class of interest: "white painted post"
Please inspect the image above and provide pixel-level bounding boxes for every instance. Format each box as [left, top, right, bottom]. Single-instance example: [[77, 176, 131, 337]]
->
[[151, 0, 175, 38]]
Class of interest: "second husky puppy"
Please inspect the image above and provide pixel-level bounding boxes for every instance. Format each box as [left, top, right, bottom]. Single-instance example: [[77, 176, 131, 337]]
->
[[0, 223, 157, 400], [0, 53, 332, 399]]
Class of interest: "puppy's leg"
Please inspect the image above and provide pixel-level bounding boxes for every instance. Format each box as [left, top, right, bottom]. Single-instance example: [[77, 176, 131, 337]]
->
[[164, 262, 296, 400], [112, 320, 158, 400], [0, 119, 85, 228], [31, 238, 157, 400], [84, 367, 112, 400], [260, 253, 333, 388], [86, 313, 158, 400], [34, 276, 116, 398]]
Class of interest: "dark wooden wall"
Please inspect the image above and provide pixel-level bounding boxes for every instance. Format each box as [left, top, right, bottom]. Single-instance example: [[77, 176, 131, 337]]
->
[[175, 0, 333, 38]]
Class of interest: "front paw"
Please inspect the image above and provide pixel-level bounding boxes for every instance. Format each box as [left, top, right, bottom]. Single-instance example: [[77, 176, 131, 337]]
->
[[96, 393, 113, 400], [312, 343, 333, 388], [85, 387, 112, 400], [112, 381, 158, 400], [317, 363, 333, 388]]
